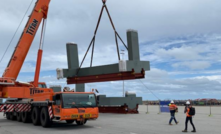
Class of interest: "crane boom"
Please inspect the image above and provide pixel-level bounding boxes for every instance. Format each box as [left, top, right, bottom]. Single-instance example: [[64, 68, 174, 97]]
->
[[2, 0, 50, 80]]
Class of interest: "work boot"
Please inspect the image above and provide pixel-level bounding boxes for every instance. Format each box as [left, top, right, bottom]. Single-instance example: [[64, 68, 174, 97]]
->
[[182, 130, 187, 132], [176, 121, 179, 124], [191, 130, 196, 132], [169, 123, 172, 125]]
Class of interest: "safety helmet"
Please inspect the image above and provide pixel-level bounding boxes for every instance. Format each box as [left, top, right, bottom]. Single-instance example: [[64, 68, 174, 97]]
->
[[186, 101, 190, 105], [170, 100, 174, 104]]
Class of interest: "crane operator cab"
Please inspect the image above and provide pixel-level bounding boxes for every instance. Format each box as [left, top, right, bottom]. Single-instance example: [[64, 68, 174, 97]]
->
[[29, 81, 47, 88], [52, 92, 99, 125]]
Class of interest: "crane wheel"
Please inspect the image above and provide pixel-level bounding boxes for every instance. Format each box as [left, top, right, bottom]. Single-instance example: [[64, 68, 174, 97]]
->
[[9, 112, 16, 120], [40, 107, 52, 127], [66, 120, 74, 124], [76, 120, 87, 125], [6, 112, 10, 120], [16, 112, 22, 122], [32, 107, 41, 125], [22, 112, 31, 123]]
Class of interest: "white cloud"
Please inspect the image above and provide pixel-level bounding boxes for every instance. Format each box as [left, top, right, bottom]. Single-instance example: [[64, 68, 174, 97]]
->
[[1, 0, 221, 100], [156, 46, 203, 60], [172, 61, 211, 70], [168, 69, 221, 76], [194, 75, 221, 83], [146, 68, 168, 78]]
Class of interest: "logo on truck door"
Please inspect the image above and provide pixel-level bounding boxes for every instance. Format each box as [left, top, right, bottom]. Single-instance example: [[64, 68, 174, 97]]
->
[[30, 88, 44, 95], [26, 19, 39, 35]]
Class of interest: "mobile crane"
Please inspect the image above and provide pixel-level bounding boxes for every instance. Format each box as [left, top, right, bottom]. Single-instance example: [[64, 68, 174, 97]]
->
[[0, 0, 98, 127]]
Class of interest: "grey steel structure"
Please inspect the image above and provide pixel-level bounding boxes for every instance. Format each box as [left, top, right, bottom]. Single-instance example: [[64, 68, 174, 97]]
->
[[65, 43, 85, 92], [59, 30, 150, 79], [97, 93, 142, 110], [58, 30, 149, 112]]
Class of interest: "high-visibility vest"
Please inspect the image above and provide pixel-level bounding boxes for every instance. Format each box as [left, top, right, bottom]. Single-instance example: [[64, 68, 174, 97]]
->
[[186, 108, 192, 117], [169, 104, 177, 111]]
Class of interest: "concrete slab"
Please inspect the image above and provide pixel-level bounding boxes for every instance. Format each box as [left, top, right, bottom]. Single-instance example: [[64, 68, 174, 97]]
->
[[0, 105, 220, 134]]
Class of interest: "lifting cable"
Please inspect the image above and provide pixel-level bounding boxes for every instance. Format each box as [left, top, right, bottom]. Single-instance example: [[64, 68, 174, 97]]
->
[[0, 0, 34, 64], [39, 19, 48, 50], [76, 0, 128, 76], [138, 79, 160, 100]]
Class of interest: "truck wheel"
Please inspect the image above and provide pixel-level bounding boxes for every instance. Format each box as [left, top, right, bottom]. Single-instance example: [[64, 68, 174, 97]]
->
[[76, 120, 87, 125], [6, 112, 10, 120], [9, 112, 16, 120], [40, 107, 51, 127], [22, 112, 30, 123], [32, 107, 41, 125], [16, 112, 22, 122], [66, 120, 74, 124]]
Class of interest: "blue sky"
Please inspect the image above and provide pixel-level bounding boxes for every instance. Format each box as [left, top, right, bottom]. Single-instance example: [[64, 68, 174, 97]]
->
[[0, 0, 221, 100]]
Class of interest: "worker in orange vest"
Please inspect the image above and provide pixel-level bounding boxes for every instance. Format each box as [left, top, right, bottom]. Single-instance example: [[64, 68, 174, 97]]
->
[[182, 101, 196, 132], [169, 100, 179, 125]]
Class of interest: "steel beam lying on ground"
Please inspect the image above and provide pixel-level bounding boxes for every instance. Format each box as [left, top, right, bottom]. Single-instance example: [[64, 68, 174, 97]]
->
[[57, 30, 150, 84]]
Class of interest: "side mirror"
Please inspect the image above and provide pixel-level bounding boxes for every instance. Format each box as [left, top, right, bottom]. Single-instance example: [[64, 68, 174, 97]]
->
[[53, 95, 56, 101]]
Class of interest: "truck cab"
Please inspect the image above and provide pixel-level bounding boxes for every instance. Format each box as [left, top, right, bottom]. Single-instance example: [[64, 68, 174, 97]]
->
[[52, 92, 98, 124]]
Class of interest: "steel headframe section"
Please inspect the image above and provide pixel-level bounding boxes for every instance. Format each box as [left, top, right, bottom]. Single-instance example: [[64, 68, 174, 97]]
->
[[56, 1, 150, 84], [58, 30, 150, 84]]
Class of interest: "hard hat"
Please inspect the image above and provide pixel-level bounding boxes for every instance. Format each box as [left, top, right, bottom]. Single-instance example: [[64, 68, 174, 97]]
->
[[186, 101, 190, 105], [170, 100, 174, 103]]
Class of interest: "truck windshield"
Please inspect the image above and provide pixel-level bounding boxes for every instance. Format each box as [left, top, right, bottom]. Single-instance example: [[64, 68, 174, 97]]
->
[[62, 93, 97, 108]]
